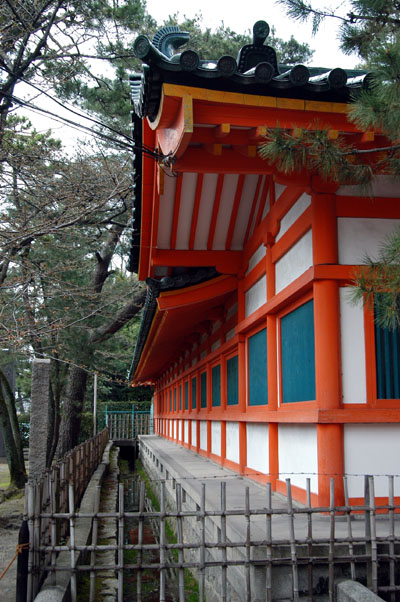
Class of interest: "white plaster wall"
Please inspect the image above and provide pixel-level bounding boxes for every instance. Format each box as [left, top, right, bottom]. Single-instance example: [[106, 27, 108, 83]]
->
[[184, 420, 189, 444], [191, 421, 197, 447], [338, 218, 400, 264], [213, 174, 239, 250], [173, 420, 177, 440], [179, 419, 183, 441], [211, 339, 221, 352], [247, 423, 269, 474], [176, 173, 197, 249], [225, 328, 236, 341], [275, 183, 286, 201], [339, 287, 367, 404], [245, 274, 267, 317], [194, 174, 219, 250], [275, 230, 313, 294], [337, 175, 400, 198], [226, 422, 239, 464], [231, 175, 260, 250], [226, 303, 238, 320], [200, 421, 207, 451], [278, 425, 318, 493], [275, 193, 311, 241], [169, 420, 172, 438], [246, 244, 266, 275], [344, 425, 400, 497], [157, 175, 176, 249], [211, 421, 221, 456], [248, 175, 268, 239]]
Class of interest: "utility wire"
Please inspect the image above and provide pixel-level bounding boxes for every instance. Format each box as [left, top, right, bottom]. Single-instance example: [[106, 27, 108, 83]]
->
[[5, 90, 166, 161]]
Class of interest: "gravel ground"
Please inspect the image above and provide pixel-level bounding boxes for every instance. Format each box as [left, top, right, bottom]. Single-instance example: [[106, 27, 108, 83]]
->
[[0, 462, 25, 602]]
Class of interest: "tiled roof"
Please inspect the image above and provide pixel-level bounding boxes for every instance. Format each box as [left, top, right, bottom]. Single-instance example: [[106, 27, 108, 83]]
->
[[130, 21, 368, 122]]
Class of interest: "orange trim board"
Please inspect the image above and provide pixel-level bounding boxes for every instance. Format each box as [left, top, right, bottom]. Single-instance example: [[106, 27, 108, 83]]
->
[[161, 83, 350, 115], [157, 275, 237, 311]]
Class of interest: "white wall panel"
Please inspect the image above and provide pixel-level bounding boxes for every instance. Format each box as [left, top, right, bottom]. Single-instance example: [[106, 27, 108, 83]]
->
[[191, 421, 197, 447], [245, 274, 267, 317], [246, 244, 266, 275], [173, 420, 177, 440], [275, 193, 311, 241], [344, 425, 400, 497], [247, 423, 269, 474], [194, 174, 218, 250], [157, 175, 177, 249], [231, 175, 260, 250], [200, 421, 207, 451], [211, 421, 221, 456], [337, 175, 400, 198], [175, 173, 198, 249], [339, 288, 367, 404], [213, 174, 239, 249], [211, 339, 221, 352], [279, 425, 318, 493], [248, 175, 267, 239], [275, 230, 313, 293], [225, 327, 235, 341], [226, 422, 239, 464], [184, 420, 189, 444], [338, 218, 400, 264]]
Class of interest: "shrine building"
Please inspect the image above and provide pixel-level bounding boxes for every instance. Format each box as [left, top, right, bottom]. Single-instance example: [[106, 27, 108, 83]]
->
[[128, 22, 400, 506]]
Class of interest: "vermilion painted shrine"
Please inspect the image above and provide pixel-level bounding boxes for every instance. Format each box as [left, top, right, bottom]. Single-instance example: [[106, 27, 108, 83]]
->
[[128, 22, 400, 507]]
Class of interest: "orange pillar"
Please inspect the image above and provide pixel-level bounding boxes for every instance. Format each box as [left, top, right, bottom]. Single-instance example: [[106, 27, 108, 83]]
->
[[238, 335, 246, 412], [239, 421, 247, 475], [312, 192, 343, 505]]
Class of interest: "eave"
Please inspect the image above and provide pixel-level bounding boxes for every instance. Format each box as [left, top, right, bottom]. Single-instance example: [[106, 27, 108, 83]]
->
[[131, 274, 237, 384]]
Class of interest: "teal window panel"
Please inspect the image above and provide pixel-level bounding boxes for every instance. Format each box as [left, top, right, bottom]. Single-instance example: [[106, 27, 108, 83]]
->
[[248, 328, 268, 406], [281, 300, 315, 403], [227, 355, 239, 405], [169, 390, 172, 412], [212, 365, 221, 407], [201, 371, 207, 408], [179, 385, 182, 410], [185, 381, 189, 409], [192, 377, 197, 409], [375, 299, 400, 399], [174, 387, 177, 411]]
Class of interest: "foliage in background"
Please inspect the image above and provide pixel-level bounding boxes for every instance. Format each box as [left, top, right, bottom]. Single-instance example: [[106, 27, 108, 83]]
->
[[259, 0, 400, 184]]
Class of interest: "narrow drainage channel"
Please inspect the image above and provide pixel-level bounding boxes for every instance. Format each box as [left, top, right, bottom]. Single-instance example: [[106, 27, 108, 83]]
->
[[118, 448, 198, 601]]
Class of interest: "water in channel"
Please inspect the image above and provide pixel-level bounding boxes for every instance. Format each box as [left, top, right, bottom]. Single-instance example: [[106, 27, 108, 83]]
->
[[119, 455, 181, 601]]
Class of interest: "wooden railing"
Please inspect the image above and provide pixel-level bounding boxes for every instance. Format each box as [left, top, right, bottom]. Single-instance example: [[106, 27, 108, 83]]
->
[[24, 428, 109, 600]]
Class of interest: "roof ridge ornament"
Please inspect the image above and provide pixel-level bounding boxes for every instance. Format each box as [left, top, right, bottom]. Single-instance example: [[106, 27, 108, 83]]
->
[[237, 20, 278, 75], [151, 26, 190, 59]]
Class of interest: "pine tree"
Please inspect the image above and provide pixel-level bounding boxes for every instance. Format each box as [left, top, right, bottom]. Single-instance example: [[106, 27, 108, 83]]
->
[[260, 0, 400, 328], [259, 0, 400, 184]]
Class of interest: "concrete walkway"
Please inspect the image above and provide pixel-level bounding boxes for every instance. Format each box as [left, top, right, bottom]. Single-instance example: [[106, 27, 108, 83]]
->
[[139, 435, 399, 542]]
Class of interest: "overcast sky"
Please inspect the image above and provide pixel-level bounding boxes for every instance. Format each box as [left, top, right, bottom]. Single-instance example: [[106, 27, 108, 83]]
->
[[17, 0, 357, 149], [147, 0, 357, 68]]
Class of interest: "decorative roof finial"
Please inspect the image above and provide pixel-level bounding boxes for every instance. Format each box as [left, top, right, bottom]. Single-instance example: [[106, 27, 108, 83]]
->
[[253, 20, 270, 46]]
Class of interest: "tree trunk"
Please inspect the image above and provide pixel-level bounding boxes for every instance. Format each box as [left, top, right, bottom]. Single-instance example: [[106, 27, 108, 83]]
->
[[0, 368, 25, 475], [56, 364, 88, 458], [0, 387, 26, 489]]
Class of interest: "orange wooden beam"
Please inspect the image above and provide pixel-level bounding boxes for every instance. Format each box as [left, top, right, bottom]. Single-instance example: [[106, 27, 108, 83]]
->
[[155, 95, 193, 158], [138, 123, 156, 280], [152, 249, 242, 274], [174, 148, 271, 174], [157, 275, 237, 311]]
